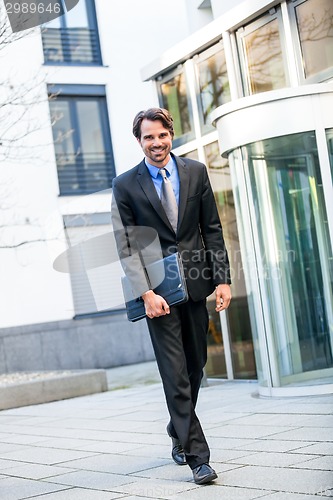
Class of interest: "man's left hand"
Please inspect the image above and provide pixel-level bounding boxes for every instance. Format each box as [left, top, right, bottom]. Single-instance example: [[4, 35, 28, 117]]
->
[[215, 284, 231, 312]]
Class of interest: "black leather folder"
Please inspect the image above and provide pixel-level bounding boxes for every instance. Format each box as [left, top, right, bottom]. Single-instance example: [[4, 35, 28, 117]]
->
[[121, 253, 188, 322]]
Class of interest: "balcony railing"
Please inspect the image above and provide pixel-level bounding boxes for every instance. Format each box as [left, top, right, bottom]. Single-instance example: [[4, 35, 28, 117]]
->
[[55, 152, 114, 195], [42, 27, 101, 65]]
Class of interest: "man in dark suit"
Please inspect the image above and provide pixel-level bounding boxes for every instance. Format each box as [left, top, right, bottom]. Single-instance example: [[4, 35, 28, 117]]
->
[[112, 108, 231, 484]]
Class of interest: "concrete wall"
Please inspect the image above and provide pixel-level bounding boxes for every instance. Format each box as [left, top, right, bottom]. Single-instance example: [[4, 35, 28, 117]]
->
[[0, 313, 154, 373]]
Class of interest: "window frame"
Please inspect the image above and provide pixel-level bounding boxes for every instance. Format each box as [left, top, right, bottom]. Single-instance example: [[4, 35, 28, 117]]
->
[[48, 84, 115, 196], [236, 7, 290, 96], [157, 64, 195, 148], [288, 0, 333, 84], [194, 40, 231, 135], [42, 0, 102, 66]]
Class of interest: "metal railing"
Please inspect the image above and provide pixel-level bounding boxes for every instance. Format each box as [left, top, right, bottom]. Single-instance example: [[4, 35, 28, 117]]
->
[[42, 27, 101, 64]]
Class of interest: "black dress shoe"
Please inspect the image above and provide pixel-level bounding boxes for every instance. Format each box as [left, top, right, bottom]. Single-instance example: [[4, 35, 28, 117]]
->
[[166, 424, 187, 466], [192, 463, 217, 484]]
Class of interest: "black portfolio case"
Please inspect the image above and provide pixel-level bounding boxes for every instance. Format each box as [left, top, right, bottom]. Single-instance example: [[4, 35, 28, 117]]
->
[[121, 253, 188, 322]]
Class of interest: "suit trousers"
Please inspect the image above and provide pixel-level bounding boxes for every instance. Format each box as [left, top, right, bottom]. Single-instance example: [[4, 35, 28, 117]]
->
[[146, 297, 210, 469]]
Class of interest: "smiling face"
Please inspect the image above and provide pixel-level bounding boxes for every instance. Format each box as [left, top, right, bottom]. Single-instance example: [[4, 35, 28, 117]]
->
[[137, 119, 173, 168]]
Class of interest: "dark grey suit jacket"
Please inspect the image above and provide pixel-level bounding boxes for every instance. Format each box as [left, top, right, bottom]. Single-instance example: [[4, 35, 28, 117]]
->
[[112, 153, 231, 302]]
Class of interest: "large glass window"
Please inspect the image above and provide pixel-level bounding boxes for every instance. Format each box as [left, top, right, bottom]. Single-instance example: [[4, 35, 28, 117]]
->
[[326, 128, 333, 182], [205, 141, 256, 379], [49, 86, 115, 195], [196, 42, 231, 134], [158, 68, 194, 147], [294, 0, 333, 80], [42, 0, 102, 65], [237, 10, 287, 95], [244, 132, 333, 382]]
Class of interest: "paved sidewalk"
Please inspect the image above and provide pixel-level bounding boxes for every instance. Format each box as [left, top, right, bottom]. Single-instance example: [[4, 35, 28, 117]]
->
[[0, 362, 332, 500]]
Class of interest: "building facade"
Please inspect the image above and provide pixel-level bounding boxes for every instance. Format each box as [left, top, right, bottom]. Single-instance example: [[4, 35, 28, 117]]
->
[[143, 0, 333, 395], [0, 0, 332, 396]]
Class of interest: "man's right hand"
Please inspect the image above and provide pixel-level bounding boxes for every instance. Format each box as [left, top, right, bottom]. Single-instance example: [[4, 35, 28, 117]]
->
[[142, 290, 170, 319]]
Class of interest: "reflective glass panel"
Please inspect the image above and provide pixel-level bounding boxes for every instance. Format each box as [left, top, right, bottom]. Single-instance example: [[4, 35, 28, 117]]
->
[[205, 141, 256, 379], [197, 45, 230, 132], [49, 96, 114, 195], [181, 150, 199, 160], [295, 0, 333, 79], [326, 128, 333, 182], [160, 72, 194, 144], [245, 132, 333, 380], [242, 18, 286, 94]]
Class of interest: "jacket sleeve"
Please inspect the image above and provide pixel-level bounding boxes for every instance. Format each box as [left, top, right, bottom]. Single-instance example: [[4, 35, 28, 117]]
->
[[111, 179, 151, 298]]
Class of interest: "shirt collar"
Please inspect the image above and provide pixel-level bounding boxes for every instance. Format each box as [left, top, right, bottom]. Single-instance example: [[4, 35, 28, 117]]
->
[[145, 156, 175, 179]]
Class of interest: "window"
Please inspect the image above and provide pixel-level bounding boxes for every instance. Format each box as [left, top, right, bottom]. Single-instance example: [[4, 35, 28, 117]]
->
[[63, 213, 124, 317], [195, 42, 231, 134], [158, 67, 195, 147], [49, 85, 115, 195], [244, 132, 333, 377], [237, 9, 287, 95], [291, 0, 333, 81], [42, 0, 102, 65], [205, 141, 256, 379]]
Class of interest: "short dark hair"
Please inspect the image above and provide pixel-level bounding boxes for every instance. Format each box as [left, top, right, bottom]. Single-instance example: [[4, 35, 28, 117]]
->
[[132, 108, 174, 140]]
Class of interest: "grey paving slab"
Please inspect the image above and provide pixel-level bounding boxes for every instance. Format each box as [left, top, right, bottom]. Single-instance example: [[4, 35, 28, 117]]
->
[[167, 484, 270, 500], [221, 465, 333, 495], [231, 413, 333, 427], [254, 403, 333, 415], [291, 442, 333, 455], [259, 492, 332, 499], [236, 439, 314, 453], [111, 477, 200, 499], [0, 433, 48, 445], [206, 424, 293, 439], [24, 487, 124, 499], [293, 456, 333, 471], [1, 464, 76, 480], [205, 436, 259, 449], [25, 437, 111, 451], [228, 451, 319, 467], [269, 427, 333, 442], [2, 447, 99, 465], [114, 410, 166, 422], [55, 453, 171, 474], [116, 497, 158, 500], [0, 459, 33, 471], [38, 438, 145, 455], [0, 476, 70, 500], [118, 444, 171, 459], [0, 443, 32, 454], [199, 411, 252, 424], [36, 417, 146, 433], [42, 470, 137, 490]]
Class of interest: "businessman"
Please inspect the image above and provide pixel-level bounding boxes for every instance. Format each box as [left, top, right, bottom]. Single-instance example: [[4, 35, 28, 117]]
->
[[112, 108, 231, 484]]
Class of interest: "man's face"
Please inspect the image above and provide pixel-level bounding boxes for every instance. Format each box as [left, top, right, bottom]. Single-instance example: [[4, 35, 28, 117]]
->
[[138, 119, 172, 167]]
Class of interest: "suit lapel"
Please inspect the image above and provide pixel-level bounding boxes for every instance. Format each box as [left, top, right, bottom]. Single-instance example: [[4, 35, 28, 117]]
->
[[174, 155, 190, 231]]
